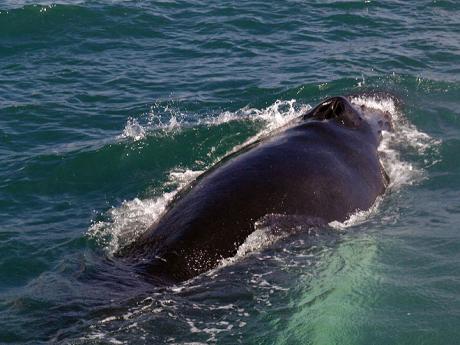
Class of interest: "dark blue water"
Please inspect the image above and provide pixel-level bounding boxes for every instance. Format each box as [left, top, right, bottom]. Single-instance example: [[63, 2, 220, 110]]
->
[[1, 1, 459, 344]]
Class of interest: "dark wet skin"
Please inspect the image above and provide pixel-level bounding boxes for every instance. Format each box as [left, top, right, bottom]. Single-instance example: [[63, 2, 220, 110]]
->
[[119, 96, 391, 283]]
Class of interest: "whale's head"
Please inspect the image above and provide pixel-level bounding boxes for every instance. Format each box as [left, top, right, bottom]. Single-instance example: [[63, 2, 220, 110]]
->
[[304, 96, 393, 145]]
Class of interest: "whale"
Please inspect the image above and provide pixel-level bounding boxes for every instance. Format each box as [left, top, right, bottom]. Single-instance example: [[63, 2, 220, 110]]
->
[[118, 96, 392, 283]]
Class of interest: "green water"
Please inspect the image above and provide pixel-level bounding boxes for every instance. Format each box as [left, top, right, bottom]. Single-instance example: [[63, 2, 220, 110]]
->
[[1, 1, 459, 344]]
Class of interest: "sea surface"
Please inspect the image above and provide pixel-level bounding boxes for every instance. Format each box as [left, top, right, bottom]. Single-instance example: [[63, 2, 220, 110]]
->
[[1, 1, 459, 344]]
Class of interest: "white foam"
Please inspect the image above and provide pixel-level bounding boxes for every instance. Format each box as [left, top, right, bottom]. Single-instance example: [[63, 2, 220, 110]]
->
[[350, 95, 397, 114], [207, 100, 311, 159], [88, 169, 202, 254], [215, 228, 280, 270], [351, 95, 439, 190], [203, 99, 310, 131], [329, 197, 383, 230], [88, 295, 250, 344], [326, 95, 440, 229]]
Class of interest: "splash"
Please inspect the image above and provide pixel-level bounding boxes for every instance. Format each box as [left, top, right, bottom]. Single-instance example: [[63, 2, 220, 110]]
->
[[351, 95, 439, 189], [88, 169, 203, 254], [120, 117, 146, 141], [329, 197, 383, 230], [203, 100, 311, 159], [328, 94, 440, 229], [118, 99, 310, 142], [216, 229, 280, 270], [118, 103, 186, 142], [203, 99, 310, 131]]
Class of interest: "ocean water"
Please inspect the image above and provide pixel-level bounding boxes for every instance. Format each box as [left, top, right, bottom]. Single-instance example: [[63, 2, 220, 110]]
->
[[1, 0, 459, 344]]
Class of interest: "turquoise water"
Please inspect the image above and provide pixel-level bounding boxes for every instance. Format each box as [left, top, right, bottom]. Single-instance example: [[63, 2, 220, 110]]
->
[[1, 1, 459, 344]]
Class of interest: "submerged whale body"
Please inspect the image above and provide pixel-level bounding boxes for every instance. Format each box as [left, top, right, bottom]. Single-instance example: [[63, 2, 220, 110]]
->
[[119, 96, 392, 283]]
